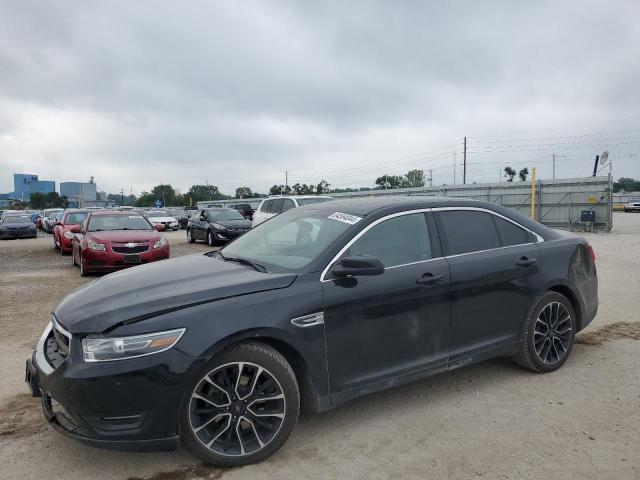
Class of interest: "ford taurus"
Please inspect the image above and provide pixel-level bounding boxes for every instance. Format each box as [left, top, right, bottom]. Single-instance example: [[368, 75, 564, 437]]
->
[[26, 197, 598, 466]]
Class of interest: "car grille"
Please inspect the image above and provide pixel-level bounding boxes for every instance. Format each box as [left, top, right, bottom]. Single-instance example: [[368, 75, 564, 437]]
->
[[44, 321, 71, 369], [112, 243, 150, 254]]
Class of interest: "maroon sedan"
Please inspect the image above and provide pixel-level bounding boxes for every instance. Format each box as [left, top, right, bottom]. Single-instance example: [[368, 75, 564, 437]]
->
[[71, 211, 170, 276], [53, 210, 90, 255]]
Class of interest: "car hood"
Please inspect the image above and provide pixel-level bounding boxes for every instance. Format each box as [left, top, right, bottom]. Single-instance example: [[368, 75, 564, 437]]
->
[[87, 230, 161, 243], [54, 254, 296, 334], [215, 219, 252, 228]]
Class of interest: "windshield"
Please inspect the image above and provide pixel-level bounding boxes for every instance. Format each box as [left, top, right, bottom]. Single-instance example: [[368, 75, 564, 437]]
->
[[88, 214, 153, 231], [3, 216, 32, 224], [296, 197, 333, 206], [148, 210, 170, 218], [65, 212, 88, 224], [221, 209, 357, 272], [209, 209, 246, 221]]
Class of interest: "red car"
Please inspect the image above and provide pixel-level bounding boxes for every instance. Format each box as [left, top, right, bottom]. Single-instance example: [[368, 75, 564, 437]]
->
[[53, 210, 91, 255], [71, 211, 169, 276]]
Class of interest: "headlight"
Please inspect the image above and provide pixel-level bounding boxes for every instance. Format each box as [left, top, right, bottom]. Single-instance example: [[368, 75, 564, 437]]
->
[[82, 328, 185, 362], [154, 236, 168, 249], [211, 222, 226, 230], [87, 239, 106, 251], [63, 231, 75, 239]]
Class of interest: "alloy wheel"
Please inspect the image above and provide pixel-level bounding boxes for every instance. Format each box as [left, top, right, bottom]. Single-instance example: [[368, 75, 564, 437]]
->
[[188, 362, 286, 458], [187, 230, 192, 242], [534, 302, 572, 364]]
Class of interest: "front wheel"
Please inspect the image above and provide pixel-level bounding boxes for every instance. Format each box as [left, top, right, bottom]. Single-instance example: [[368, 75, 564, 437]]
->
[[207, 230, 216, 247], [187, 229, 195, 244], [181, 342, 300, 467], [513, 291, 576, 373]]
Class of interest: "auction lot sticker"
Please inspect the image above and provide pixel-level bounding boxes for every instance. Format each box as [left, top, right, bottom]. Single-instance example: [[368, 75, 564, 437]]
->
[[328, 212, 362, 225]]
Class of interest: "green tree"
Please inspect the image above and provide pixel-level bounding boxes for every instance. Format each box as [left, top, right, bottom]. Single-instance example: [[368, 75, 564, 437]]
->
[[184, 184, 225, 203], [613, 177, 640, 193], [504, 166, 517, 182], [375, 174, 405, 189], [269, 185, 292, 195], [518, 167, 529, 181], [404, 169, 425, 188], [29, 192, 46, 209], [235, 187, 253, 198], [316, 180, 330, 194]]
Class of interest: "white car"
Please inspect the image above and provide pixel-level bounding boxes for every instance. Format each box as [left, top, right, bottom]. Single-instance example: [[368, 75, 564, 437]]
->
[[146, 209, 180, 230], [624, 199, 640, 212], [252, 195, 333, 226]]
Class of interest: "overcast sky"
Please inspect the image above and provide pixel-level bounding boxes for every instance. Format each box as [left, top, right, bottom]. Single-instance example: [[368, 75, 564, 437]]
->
[[1, 0, 639, 196]]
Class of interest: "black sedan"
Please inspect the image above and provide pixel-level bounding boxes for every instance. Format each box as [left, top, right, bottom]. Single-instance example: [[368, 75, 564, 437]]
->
[[0, 214, 37, 239], [187, 208, 252, 245], [26, 198, 598, 466]]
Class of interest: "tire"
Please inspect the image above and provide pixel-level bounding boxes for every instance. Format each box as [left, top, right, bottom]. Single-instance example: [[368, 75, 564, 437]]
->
[[72, 247, 78, 267], [187, 229, 195, 244], [53, 237, 60, 251], [207, 230, 216, 247], [513, 291, 576, 373], [79, 252, 88, 277], [181, 341, 300, 467]]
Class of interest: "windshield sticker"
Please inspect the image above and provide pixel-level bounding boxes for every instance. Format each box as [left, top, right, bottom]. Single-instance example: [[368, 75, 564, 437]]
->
[[328, 212, 362, 225]]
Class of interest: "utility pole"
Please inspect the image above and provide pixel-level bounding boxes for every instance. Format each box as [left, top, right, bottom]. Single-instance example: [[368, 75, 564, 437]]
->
[[453, 152, 456, 184], [285, 171, 288, 190], [121, 188, 124, 207], [552, 154, 556, 180], [428, 169, 433, 187], [463, 137, 467, 184]]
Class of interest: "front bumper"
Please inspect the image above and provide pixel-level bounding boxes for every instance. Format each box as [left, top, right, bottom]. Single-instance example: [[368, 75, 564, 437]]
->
[[82, 245, 170, 272], [0, 229, 37, 239], [25, 321, 195, 452], [212, 229, 249, 242]]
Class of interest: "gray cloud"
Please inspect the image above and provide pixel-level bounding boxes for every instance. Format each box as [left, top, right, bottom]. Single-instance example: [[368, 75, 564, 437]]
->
[[1, 0, 639, 196]]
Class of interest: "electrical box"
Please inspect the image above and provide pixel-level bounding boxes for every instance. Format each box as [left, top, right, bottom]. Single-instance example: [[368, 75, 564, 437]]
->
[[581, 210, 596, 223]]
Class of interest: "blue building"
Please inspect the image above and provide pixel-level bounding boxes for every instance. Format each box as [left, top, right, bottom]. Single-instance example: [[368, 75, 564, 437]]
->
[[60, 181, 97, 208], [12, 173, 56, 200]]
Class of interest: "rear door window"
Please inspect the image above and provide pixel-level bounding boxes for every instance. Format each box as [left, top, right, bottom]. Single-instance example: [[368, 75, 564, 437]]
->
[[347, 213, 431, 268], [260, 200, 272, 213], [282, 199, 296, 212], [438, 211, 501, 255], [269, 199, 284, 213], [492, 215, 530, 246]]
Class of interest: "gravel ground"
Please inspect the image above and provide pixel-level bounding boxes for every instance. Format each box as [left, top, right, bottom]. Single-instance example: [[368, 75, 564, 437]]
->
[[0, 216, 639, 480]]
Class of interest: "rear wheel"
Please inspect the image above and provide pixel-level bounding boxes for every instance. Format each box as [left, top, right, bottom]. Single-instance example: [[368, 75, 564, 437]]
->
[[181, 342, 300, 467], [513, 291, 576, 373]]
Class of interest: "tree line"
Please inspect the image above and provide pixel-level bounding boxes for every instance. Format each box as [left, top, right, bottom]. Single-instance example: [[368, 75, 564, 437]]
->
[[133, 184, 267, 208]]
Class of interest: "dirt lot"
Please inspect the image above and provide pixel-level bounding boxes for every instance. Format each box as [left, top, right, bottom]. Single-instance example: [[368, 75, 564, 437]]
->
[[1, 216, 639, 480]]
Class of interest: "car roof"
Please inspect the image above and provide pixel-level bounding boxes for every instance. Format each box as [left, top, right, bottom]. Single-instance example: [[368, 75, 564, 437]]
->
[[89, 210, 144, 216]]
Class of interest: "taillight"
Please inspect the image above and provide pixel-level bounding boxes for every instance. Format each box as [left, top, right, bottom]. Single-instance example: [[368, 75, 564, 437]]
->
[[587, 244, 597, 262]]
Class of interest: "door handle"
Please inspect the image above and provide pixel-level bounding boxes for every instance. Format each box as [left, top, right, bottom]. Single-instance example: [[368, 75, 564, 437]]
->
[[416, 273, 444, 286], [516, 257, 537, 268]]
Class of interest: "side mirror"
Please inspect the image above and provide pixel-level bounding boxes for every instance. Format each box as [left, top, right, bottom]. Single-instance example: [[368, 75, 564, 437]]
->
[[330, 256, 385, 278], [70, 225, 81, 233], [154, 224, 165, 232], [200, 214, 207, 221]]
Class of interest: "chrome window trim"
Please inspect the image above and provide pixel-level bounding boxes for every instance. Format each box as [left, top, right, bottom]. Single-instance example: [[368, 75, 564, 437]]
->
[[320, 206, 544, 282], [320, 208, 434, 282]]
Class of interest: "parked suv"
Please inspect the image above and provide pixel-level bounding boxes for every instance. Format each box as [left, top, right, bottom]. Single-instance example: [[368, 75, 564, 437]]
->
[[228, 203, 255, 220], [252, 195, 332, 226], [187, 208, 252, 245], [623, 198, 640, 212]]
